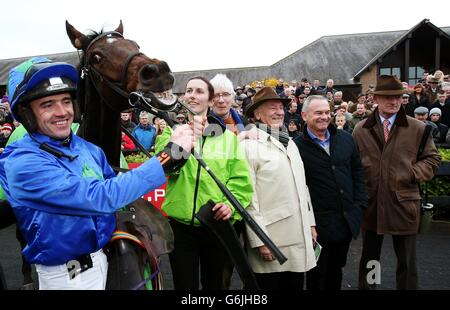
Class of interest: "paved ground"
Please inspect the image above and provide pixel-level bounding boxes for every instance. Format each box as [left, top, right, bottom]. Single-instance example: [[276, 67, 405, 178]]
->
[[1, 222, 450, 290]]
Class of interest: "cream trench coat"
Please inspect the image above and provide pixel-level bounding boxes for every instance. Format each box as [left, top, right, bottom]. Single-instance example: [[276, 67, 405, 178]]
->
[[241, 127, 316, 273]]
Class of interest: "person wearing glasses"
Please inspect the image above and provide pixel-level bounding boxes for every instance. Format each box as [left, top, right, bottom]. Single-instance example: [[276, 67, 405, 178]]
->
[[154, 76, 253, 289], [209, 74, 247, 136]]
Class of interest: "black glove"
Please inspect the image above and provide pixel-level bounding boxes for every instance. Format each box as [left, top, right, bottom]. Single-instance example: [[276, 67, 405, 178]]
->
[[156, 142, 190, 174]]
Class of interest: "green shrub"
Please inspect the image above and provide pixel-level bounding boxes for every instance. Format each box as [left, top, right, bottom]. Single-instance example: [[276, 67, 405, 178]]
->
[[125, 152, 150, 163]]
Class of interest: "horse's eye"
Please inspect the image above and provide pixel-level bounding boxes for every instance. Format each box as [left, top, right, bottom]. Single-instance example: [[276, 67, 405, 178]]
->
[[92, 54, 102, 64]]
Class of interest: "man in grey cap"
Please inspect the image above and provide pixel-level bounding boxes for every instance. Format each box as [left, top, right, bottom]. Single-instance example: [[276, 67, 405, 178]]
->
[[401, 93, 415, 117], [353, 75, 441, 290], [414, 106, 441, 144], [175, 113, 186, 125]]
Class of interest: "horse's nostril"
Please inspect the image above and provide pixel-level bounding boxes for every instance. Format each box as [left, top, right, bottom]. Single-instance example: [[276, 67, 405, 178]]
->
[[139, 64, 159, 83]]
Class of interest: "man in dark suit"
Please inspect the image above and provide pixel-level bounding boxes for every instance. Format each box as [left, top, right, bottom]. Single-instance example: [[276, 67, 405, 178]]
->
[[295, 95, 368, 290]]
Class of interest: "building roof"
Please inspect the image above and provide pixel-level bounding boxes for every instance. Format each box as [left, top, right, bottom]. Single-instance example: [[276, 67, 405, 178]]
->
[[0, 51, 80, 89], [353, 19, 450, 80], [1, 20, 449, 93], [270, 30, 404, 85]]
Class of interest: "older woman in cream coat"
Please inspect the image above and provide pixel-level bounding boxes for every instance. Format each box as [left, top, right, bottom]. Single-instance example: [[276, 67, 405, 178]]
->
[[241, 87, 317, 290]]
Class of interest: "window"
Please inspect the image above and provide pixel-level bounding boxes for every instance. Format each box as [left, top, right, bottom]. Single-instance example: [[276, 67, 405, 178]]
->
[[379, 67, 401, 79], [408, 66, 424, 86]]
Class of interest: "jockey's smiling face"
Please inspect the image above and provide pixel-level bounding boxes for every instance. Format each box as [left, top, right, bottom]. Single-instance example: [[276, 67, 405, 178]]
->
[[30, 93, 74, 139]]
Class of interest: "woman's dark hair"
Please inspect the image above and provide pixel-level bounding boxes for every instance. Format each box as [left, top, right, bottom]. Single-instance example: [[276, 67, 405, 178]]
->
[[187, 76, 215, 101], [288, 119, 299, 130]]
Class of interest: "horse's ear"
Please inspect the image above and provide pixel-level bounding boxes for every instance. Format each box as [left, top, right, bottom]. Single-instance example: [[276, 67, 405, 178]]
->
[[114, 20, 124, 35], [66, 20, 89, 50]]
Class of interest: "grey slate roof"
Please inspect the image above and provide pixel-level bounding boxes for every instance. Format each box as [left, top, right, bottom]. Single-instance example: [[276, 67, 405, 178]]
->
[[271, 30, 404, 85], [1, 20, 448, 94]]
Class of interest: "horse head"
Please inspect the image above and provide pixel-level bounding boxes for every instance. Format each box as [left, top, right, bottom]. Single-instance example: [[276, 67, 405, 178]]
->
[[66, 20, 178, 166], [66, 20, 176, 113]]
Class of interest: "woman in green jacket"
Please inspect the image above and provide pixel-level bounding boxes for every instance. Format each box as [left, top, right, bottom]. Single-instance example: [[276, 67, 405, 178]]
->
[[155, 76, 253, 289]]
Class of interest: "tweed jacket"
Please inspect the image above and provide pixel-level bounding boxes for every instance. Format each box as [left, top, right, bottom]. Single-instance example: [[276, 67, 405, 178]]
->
[[352, 107, 441, 234]]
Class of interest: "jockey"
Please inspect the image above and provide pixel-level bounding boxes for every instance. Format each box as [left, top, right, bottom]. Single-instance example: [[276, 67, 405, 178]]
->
[[0, 61, 196, 290]]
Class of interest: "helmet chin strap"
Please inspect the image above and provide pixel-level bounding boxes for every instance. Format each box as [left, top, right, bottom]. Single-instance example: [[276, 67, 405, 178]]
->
[[29, 133, 79, 161]]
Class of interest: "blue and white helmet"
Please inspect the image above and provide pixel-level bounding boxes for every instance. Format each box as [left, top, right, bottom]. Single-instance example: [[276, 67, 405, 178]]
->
[[11, 62, 78, 122]]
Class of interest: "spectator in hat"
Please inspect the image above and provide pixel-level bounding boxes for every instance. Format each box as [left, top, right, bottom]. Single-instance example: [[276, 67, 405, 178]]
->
[[413, 107, 440, 143], [428, 108, 448, 145], [241, 86, 317, 290], [425, 77, 441, 103], [401, 93, 415, 117], [353, 75, 441, 290], [0, 123, 13, 151], [175, 113, 186, 126], [235, 86, 244, 96], [413, 106, 429, 119], [430, 89, 450, 127]]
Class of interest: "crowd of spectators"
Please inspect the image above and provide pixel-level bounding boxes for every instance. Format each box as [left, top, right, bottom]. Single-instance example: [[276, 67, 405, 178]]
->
[[0, 63, 447, 291], [220, 71, 450, 148], [112, 69, 450, 156]]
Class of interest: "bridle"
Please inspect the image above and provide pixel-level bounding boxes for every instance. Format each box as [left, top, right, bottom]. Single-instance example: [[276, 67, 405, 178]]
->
[[79, 31, 179, 116], [80, 31, 142, 110]]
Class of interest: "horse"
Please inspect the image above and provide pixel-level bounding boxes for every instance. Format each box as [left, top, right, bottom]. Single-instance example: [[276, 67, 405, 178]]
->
[[65, 20, 175, 290]]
